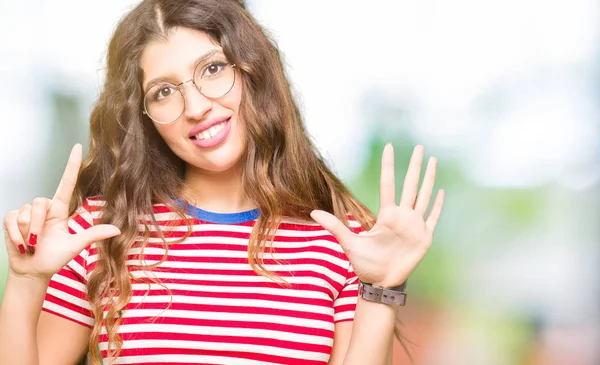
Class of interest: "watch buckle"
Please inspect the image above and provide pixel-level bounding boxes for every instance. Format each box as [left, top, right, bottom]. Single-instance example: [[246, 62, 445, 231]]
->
[[373, 284, 383, 303]]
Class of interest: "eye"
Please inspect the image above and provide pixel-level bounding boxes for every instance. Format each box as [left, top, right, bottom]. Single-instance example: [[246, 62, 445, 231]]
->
[[150, 85, 177, 101], [201, 62, 227, 78]]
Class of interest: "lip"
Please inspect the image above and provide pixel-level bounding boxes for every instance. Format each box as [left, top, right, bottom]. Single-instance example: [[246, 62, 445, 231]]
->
[[188, 116, 231, 138], [189, 117, 232, 149]]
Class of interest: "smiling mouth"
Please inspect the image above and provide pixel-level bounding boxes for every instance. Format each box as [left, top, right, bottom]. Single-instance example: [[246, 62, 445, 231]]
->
[[190, 119, 229, 140]]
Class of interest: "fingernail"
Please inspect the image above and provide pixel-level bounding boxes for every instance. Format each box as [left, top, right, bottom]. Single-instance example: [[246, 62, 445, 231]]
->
[[28, 233, 38, 246], [26, 245, 36, 255], [18, 245, 26, 254]]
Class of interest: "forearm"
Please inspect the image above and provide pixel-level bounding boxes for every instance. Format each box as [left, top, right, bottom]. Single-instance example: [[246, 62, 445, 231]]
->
[[0, 272, 50, 365], [342, 297, 397, 365]]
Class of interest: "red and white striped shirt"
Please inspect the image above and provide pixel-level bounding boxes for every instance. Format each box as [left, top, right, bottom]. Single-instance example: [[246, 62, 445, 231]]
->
[[42, 198, 361, 364]]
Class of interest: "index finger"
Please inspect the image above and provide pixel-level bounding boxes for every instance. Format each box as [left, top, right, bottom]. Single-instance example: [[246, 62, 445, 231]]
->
[[51, 144, 83, 213]]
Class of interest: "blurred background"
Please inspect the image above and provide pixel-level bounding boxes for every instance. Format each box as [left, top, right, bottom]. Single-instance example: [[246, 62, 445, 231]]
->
[[1, 0, 598, 364]]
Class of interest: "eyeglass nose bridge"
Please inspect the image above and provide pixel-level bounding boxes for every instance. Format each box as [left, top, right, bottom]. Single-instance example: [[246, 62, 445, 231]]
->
[[177, 78, 203, 96]]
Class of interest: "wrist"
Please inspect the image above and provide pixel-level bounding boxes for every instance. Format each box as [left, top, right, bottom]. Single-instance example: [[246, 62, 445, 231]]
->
[[7, 271, 51, 293], [358, 280, 407, 307], [2, 272, 50, 327], [369, 277, 408, 289]]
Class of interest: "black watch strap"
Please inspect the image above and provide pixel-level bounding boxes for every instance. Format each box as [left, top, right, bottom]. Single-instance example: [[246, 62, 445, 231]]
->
[[358, 280, 407, 306]]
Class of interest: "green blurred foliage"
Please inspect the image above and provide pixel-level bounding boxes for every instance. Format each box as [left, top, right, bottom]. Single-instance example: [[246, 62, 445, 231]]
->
[[0, 89, 88, 301], [345, 101, 551, 363], [42, 90, 89, 197]]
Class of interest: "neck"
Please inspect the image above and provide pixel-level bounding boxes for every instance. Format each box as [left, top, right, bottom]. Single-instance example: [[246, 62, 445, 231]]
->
[[181, 164, 256, 213]]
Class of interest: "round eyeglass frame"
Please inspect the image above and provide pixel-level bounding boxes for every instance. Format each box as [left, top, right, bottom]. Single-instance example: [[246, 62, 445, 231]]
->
[[142, 63, 237, 125]]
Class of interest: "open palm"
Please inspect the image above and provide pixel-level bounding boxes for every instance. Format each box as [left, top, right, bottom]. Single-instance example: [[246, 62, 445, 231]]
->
[[311, 144, 445, 288]]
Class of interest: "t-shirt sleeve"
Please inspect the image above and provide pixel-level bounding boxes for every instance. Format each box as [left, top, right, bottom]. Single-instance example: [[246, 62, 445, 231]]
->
[[333, 263, 359, 323], [41, 201, 96, 328], [333, 217, 366, 323]]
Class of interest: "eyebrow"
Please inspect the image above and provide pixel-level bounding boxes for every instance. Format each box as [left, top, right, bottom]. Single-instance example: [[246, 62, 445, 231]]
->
[[142, 49, 226, 92]]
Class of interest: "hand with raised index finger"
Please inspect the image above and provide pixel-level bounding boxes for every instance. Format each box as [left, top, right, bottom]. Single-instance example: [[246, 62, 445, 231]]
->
[[311, 143, 445, 289], [2, 144, 122, 280]]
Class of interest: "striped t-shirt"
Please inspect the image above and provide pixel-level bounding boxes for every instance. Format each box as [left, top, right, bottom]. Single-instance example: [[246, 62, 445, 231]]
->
[[42, 198, 361, 365]]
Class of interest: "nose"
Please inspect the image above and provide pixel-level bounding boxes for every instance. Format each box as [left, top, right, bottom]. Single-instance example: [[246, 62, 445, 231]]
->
[[181, 79, 212, 120]]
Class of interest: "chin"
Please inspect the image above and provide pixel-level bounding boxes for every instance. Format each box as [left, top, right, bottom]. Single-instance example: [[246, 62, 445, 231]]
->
[[177, 133, 246, 175], [188, 156, 244, 175]]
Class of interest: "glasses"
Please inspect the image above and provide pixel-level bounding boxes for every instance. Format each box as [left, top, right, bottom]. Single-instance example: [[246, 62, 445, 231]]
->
[[143, 60, 237, 124]]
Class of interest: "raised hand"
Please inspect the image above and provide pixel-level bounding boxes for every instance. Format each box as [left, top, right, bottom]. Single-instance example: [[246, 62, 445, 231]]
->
[[311, 144, 445, 288], [2, 144, 121, 280]]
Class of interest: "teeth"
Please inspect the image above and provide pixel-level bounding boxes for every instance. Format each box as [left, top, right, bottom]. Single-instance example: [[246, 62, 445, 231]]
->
[[195, 121, 226, 140]]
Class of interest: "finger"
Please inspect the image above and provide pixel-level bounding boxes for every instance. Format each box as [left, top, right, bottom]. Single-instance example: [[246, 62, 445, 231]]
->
[[4, 210, 26, 255], [399, 145, 425, 208], [310, 210, 354, 253], [379, 143, 396, 209], [16, 204, 32, 245], [28, 197, 51, 247], [425, 189, 445, 232], [50, 144, 82, 218], [72, 225, 121, 253], [414, 157, 438, 216]]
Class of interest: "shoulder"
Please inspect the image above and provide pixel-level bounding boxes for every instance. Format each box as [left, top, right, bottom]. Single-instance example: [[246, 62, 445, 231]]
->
[[278, 214, 365, 237], [74, 197, 178, 222], [344, 214, 367, 235], [276, 215, 365, 255], [79, 196, 106, 222], [68, 197, 106, 231]]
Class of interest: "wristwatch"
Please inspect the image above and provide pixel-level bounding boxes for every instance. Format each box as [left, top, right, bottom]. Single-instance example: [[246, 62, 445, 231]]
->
[[358, 280, 407, 306]]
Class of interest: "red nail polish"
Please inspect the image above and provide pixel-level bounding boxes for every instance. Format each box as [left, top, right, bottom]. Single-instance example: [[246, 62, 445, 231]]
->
[[18, 245, 26, 254], [27, 245, 36, 255], [28, 233, 38, 246]]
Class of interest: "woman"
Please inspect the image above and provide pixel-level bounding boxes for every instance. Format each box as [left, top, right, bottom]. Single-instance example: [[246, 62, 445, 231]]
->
[[0, 0, 444, 364]]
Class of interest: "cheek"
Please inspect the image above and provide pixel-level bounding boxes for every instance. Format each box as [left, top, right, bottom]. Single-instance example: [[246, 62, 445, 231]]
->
[[228, 74, 244, 111], [233, 113, 248, 148], [153, 123, 182, 147], [232, 84, 246, 136]]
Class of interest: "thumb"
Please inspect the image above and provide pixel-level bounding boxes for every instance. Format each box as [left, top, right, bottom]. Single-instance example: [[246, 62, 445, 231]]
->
[[74, 224, 121, 250], [310, 210, 354, 251]]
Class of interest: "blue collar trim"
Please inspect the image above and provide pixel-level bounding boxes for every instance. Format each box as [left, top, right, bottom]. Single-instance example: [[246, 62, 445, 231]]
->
[[185, 203, 260, 224]]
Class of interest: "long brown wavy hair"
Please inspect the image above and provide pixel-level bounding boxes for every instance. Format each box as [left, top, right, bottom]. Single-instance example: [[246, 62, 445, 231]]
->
[[69, 0, 408, 363]]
